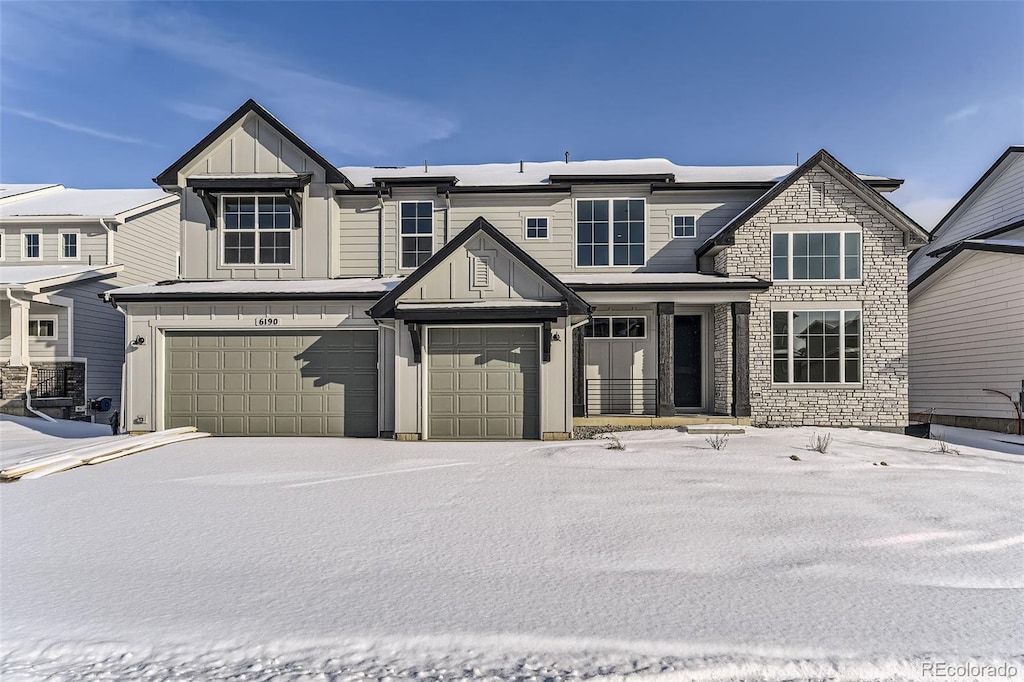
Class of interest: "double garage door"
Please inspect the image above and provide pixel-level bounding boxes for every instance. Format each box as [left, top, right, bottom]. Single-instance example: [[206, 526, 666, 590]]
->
[[427, 327, 540, 440], [165, 330, 377, 437]]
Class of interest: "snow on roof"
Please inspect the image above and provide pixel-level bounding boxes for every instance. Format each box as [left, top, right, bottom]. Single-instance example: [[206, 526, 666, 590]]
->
[[109, 277, 406, 298], [965, 238, 1024, 248], [0, 187, 176, 219], [395, 300, 564, 309], [0, 184, 61, 202], [559, 272, 765, 286], [339, 159, 894, 188], [0, 264, 122, 288]]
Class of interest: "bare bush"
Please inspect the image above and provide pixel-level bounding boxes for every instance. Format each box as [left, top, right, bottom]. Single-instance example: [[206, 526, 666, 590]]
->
[[706, 434, 729, 451], [809, 432, 833, 454], [932, 439, 961, 456], [604, 434, 625, 451]]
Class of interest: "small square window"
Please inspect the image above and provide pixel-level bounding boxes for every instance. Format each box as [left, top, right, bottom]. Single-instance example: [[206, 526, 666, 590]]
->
[[28, 318, 56, 338], [525, 217, 549, 239], [672, 215, 697, 239]]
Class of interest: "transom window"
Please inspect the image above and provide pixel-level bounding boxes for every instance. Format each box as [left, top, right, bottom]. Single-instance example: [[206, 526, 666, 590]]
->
[[772, 310, 861, 384], [583, 316, 646, 339], [28, 317, 56, 339], [23, 232, 41, 259], [772, 231, 861, 280], [60, 232, 79, 260], [672, 215, 697, 239], [525, 217, 549, 239], [222, 196, 291, 265], [400, 201, 433, 268], [576, 199, 645, 267]]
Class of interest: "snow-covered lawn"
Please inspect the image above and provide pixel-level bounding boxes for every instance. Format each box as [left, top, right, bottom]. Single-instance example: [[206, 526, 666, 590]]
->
[[0, 414, 118, 468], [2, 428, 1022, 681]]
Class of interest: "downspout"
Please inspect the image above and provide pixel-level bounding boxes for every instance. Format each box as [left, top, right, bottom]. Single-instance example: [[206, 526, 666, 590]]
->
[[443, 191, 451, 245], [4, 288, 55, 422], [98, 217, 119, 264], [376, 191, 384, 278]]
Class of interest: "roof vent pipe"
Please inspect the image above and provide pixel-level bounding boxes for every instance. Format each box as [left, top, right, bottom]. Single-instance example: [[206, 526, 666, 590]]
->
[[519, 160, 524, 173], [424, 160, 428, 173], [564, 151, 570, 164]]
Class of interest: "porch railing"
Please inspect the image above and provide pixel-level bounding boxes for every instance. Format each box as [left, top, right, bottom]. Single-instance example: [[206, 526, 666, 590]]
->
[[585, 379, 657, 416], [32, 366, 69, 399]]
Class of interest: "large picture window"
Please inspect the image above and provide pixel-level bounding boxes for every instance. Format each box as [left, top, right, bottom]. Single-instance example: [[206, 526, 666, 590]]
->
[[222, 196, 291, 265], [771, 231, 860, 280], [576, 199, 645, 267], [772, 309, 861, 384], [400, 201, 433, 268]]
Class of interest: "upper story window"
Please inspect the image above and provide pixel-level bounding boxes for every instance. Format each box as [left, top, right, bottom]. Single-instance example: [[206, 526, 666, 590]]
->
[[772, 309, 860, 384], [60, 231, 79, 260], [400, 201, 433, 269], [672, 215, 697, 239], [576, 199, 645, 267], [771, 231, 861, 281], [525, 217, 549, 239], [23, 232, 41, 260], [222, 196, 291, 265], [583, 316, 646, 339], [28, 316, 57, 339]]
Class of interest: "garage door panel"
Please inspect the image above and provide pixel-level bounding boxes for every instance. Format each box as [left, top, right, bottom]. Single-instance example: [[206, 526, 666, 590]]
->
[[166, 330, 377, 437]]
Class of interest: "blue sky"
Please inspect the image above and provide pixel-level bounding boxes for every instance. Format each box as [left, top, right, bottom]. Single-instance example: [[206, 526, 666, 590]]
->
[[1, 1, 1021, 228]]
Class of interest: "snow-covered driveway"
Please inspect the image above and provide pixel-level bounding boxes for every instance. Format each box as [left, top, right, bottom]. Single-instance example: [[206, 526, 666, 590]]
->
[[2, 428, 1022, 681]]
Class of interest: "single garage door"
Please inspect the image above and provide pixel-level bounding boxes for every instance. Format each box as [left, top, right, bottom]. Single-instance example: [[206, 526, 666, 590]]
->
[[427, 327, 540, 440], [165, 330, 377, 436]]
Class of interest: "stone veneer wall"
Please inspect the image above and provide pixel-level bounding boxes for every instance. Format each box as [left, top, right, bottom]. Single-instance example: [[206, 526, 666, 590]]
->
[[713, 166, 908, 429], [712, 303, 732, 414]]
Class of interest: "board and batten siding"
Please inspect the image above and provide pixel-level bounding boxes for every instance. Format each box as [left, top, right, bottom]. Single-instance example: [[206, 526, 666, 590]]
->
[[909, 153, 1024, 282], [909, 251, 1024, 421]]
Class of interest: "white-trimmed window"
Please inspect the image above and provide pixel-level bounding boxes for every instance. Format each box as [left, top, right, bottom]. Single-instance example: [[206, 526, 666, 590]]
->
[[59, 230, 79, 260], [23, 231, 41, 260], [28, 316, 57, 339], [672, 215, 697, 239], [772, 309, 861, 384], [400, 201, 433, 268], [525, 216, 549, 239], [221, 196, 292, 265], [583, 316, 646, 339], [576, 199, 645, 267], [771, 231, 861, 280]]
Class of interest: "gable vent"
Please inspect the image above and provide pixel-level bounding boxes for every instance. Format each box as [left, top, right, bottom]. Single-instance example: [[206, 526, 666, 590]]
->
[[471, 255, 492, 289], [809, 182, 825, 208]]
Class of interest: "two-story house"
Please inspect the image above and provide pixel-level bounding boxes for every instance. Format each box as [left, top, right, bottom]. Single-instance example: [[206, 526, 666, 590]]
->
[[107, 100, 928, 439], [0, 184, 178, 422]]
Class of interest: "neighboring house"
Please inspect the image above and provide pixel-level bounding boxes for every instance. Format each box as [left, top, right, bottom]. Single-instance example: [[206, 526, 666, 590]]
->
[[0, 184, 179, 421], [107, 99, 927, 439], [908, 146, 1024, 433]]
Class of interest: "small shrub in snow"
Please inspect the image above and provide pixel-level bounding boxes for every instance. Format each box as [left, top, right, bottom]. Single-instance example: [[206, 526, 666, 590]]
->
[[809, 432, 833, 454], [932, 439, 961, 456], [604, 434, 625, 451], [705, 434, 729, 451]]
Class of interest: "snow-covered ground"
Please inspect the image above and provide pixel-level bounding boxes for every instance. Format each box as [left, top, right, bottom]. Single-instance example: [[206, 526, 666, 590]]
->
[[2, 427, 1022, 681], [929, 423, 1024, 456], [0, 414, 118, 468]]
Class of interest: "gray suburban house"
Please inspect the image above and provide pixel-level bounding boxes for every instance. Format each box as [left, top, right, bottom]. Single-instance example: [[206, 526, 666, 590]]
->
[[107, 100, 928, 439], [908, 146, 1024, 434], [0, 184, 178, 422]]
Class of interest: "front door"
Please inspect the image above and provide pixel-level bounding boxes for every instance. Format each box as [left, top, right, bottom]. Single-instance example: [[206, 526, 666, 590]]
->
[[673, 315, 702, 409]]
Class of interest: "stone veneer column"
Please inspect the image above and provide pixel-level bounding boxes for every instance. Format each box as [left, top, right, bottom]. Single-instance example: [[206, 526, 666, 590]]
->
[[731, 301, 751, 418], [657, 302, 675, 417]]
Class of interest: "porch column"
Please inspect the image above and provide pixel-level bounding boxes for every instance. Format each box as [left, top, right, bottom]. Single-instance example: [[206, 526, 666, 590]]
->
[[572, 325, 586, 417], [731, 301, 751, 417], [7, 295, 30, 367], [657, 302, 675, 417]]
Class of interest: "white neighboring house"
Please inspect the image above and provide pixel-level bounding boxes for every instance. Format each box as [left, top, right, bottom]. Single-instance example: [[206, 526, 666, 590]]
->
[[908, 146, 1024, 433], [0, 184, 179, 423]]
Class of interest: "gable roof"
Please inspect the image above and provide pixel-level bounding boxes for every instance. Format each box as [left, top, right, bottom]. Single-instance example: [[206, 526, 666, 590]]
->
[[928, 146, 1024, 241], [0, 187, 176, 221], [368, 216, 592, 318], [153, 99, 351, 188], [694, 149, 929, 258], [909, 237, 1024, 297]]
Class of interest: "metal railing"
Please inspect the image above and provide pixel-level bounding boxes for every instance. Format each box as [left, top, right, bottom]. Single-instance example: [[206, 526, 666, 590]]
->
[[33, 366, 69, 399], [585, 379, 657, 416]]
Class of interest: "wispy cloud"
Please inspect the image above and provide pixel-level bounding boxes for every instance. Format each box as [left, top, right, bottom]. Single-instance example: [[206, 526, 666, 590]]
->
[[3, 107, 152, 146], [3, 3, 457, 159], [168, 102, 229, 123], [944, 104, 982, 124]]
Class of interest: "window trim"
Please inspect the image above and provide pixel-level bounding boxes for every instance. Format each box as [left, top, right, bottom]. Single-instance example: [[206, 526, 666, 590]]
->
[[771, 307, 862, 387], [22, 230, 42, 260], [770, 227, 862, 283], [399, 200, 435, 270], [217, 194, 294, 268], [523, 216, 550, 240], [582, 315, 648, 340], [0, 232, 5, 261], [672, 214, 698, 239], [574, 197, 648, 268], [28, 315, 58, 340], [58, 229, 80, 261]]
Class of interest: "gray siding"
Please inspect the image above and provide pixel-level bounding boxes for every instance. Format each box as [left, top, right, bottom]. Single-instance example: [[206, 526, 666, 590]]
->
[[0, 223, 107, 265], [112, 203, 180, 285], [66, 278, 127, 411]]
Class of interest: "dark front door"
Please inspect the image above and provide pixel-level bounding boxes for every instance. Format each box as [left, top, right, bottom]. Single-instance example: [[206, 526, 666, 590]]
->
[[674, 315, 702, 408]]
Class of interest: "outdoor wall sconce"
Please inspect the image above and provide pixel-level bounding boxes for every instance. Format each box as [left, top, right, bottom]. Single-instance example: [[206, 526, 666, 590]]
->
[[131, 335, 146, 346], [551, 332, 561, 341]]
